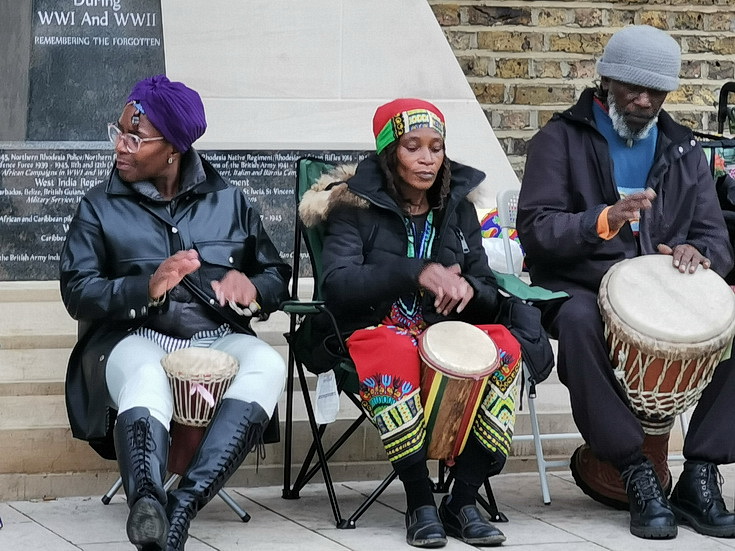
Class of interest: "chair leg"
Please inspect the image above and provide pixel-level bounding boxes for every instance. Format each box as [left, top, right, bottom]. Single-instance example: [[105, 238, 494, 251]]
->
[[217, 489, 251, 522], [477, 479, 508, 523], [432, 461, 508, 523], [431, 460, 452, 493], [526, 384, 553, 505], [285, 358, 346, 527], [101, 476, 124, 504], [282, 339, 298, 499], [668, 411, 689, 463], [165, 473, 180, 491], [339, 470, 398, 529], [291, 389, 365, 490]]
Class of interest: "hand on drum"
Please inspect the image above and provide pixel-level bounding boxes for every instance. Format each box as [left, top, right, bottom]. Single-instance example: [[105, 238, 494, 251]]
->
[[607, 188, 657, 232], [418, 263, 474, 315], [657, 243, 711, 273], [211, 269, 260, 315], [149, 249, 201, 300]]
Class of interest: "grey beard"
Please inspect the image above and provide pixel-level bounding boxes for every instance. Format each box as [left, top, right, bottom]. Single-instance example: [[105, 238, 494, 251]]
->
[[608, 98, 659, 142]]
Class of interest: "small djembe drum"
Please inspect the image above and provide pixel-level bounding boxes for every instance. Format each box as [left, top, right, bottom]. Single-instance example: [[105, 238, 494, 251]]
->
[[419, 321, 500, 464], [161, 348, 239, 473], [598, 255, 735, 435]]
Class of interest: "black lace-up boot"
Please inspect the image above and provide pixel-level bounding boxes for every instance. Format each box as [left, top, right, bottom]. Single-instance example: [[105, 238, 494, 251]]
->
[[166, 399, 269, 551], [669, 460, 735, 537], [114, 407, 170, 550], [622, 459, 677, 539]]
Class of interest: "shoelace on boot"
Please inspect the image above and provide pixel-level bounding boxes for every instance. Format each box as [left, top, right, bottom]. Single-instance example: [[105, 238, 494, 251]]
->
[[168, 506, 193, 550], [130, 418, 157, 498], [696, 463, 726, 506], [202, 419, 263, 499], [624, 465, 662, 503], [168, 411, 268, 550]]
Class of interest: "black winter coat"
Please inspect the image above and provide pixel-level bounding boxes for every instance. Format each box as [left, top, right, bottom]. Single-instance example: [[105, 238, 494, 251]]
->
[[320, 155, 501, 333], [518, 88, 734, 293], [60, 150, 291, 456]]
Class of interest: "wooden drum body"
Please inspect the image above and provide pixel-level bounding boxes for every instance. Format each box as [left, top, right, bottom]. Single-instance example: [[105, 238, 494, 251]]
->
[[419, 321, 500, 462], [598, 255, 735, 434], [161, 348, 239, 427]]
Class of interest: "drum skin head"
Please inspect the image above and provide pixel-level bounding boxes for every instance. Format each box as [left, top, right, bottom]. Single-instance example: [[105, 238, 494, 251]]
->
[[161, 348, 239, 378], [419, 321, 499, 379], [602, 255, 735, 343]]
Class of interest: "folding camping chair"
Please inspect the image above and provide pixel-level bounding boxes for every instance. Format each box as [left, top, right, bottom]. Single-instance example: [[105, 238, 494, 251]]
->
[[495, 188, 580, 505], [697, 81, 735, 285], [280, 157, 506, 528]]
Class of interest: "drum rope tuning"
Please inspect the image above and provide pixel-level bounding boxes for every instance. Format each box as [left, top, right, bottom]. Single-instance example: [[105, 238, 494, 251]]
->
[[161, 348, 240, 427], [599, 255, 735, 435]]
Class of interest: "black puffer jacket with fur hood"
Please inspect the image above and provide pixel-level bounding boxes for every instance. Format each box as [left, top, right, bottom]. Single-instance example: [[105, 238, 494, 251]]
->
[[299, 154, 501, 333]]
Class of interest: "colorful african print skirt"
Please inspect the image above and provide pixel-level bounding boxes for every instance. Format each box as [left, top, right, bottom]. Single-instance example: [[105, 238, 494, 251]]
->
[[346, 323, 521, 468]]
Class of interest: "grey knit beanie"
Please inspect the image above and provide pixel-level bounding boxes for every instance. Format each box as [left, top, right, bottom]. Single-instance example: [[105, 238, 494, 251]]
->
[[597, 25, 681, 92]]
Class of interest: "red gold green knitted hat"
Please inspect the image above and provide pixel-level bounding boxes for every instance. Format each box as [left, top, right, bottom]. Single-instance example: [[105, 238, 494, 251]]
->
[[372, 98, 446, 155]]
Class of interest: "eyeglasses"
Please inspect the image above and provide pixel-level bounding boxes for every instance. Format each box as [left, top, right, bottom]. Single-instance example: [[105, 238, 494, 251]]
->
[[107, 123, 164, 153]]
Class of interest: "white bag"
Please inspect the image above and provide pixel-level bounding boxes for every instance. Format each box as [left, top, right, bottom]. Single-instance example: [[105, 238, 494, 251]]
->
[[315, 370, 339, 424], [482, 236, 523, 275]]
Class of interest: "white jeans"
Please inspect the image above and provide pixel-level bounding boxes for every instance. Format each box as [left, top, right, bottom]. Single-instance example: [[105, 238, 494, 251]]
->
[[106, 333, 286, 429]]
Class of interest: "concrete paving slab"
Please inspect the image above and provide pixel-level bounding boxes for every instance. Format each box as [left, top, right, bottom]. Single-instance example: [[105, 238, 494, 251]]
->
[[4, 467, 735, 550]]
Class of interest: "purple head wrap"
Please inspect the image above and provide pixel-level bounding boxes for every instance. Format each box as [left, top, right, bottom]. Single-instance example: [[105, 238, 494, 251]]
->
[[126, 75, 207, 153]]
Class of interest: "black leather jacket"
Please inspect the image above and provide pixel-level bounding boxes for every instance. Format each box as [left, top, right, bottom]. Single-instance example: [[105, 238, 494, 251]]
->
[[60, 149, 291, 450]]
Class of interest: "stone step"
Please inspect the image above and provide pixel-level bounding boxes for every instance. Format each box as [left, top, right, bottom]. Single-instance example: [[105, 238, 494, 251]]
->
[[0, 300, 292, 350], [0, 398, 581, 473], [0, 281, 62, 302], [0, 281, 307, 352], [0, 348, 69, 396]]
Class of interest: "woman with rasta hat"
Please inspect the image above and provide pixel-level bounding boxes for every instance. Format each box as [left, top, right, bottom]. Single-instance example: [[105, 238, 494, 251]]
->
[[298, 98, 524, 547], [60, 75, 291, 550]]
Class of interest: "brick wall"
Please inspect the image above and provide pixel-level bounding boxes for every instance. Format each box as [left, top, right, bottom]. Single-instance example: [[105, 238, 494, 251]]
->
[[429, 0, 735, 177]]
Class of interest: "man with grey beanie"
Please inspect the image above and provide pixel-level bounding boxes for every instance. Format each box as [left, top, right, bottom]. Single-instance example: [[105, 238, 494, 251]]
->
[[518, 25, 735, 540]]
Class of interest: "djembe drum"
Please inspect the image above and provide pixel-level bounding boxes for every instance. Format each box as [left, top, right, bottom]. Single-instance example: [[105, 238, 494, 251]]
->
[[419, 321, 500, 464], [598, 254, 735, 435], [161, 348, 239, 473]]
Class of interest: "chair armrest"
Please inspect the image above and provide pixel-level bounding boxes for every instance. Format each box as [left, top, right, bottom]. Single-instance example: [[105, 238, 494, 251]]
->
[[494, 273, 569, 302], [280, 299, 325, 315]]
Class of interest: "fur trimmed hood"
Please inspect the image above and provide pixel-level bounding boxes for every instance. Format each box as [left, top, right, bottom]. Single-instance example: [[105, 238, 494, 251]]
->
[[298, 155, 486, 228], [298, 163, 364, 228]]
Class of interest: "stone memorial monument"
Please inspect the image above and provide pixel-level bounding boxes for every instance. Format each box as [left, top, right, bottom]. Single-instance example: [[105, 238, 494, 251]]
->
[[1, 0, 164, 280], [1, 0, 518, 282]]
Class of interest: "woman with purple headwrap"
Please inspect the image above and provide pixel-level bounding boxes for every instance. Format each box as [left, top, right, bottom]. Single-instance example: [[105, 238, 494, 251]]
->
[[60, 75, 291, 551]]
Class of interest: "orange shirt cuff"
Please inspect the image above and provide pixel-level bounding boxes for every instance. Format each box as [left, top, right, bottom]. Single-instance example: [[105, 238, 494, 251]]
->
[[597, 206, 620, 240]]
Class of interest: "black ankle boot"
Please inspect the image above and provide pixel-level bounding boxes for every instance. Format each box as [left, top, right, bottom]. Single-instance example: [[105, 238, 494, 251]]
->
[[622, 459, 677, 539], [166, 399, 270, 551], [405, 505, 446, 548], [669, 460, 735, 537], [114, 408, 170, 551], [438, 495, 505, 546]]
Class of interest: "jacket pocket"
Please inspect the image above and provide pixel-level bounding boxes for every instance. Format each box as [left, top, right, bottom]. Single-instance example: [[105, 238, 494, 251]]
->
[[194, 240, 246, 270]]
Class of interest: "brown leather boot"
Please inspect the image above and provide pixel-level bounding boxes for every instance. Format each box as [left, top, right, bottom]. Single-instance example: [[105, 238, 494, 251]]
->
[[570, 433, 672, 510]]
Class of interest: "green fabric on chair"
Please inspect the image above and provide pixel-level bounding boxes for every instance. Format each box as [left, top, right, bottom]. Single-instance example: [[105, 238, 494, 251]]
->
[[493, 272, 569, 303]]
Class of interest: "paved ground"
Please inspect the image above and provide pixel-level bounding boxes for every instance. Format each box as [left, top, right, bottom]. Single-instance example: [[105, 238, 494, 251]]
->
[[3, 464, 735, 550]]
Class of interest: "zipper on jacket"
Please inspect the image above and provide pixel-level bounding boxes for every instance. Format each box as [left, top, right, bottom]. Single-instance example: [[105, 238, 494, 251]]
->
[[455, 227, 470, 253]]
